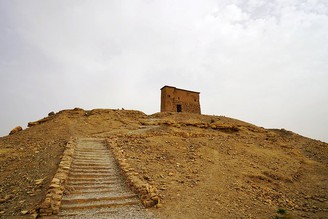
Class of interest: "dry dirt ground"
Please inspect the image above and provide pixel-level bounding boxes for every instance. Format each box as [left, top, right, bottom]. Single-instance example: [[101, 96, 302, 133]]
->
[[0, 108, 327, 218]]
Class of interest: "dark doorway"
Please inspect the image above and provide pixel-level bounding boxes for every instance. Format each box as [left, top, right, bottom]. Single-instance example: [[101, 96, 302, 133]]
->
[[177, 104, 182, 112]]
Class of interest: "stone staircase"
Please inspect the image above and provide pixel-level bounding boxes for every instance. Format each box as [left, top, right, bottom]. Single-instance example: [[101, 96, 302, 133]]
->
[[58, 138, 154, 219]]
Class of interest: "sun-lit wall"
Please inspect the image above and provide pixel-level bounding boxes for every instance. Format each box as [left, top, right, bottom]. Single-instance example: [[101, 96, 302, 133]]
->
[[161, 86, 201, 114]]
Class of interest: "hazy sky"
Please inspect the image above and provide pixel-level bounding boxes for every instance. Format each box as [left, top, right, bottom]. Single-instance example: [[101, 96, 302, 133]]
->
[[1, 0, 327, 142]]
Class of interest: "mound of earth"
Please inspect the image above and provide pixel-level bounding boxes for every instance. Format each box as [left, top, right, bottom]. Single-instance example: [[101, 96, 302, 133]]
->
[[0, 108, 327, 218]]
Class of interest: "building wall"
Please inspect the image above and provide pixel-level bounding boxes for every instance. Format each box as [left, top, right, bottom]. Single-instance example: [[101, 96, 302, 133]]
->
[[161, 86, 201, 114]]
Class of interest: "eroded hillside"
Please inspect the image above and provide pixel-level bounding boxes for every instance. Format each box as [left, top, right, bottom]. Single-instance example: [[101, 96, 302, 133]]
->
[[0, 108, 327, 218]]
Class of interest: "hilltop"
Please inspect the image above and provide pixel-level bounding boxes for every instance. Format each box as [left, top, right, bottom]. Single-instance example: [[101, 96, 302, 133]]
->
[[0, 108, 327, 218]]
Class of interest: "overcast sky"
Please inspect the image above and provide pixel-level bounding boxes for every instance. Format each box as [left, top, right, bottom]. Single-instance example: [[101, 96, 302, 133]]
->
[[1, 0, 327, 142]]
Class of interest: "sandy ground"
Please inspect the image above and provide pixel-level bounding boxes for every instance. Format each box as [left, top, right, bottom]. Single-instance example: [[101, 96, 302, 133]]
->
[[0, 108, 327, 218]]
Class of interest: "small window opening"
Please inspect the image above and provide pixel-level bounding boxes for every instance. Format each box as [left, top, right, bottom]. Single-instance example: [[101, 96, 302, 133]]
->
[[177, 104, 182, 112]]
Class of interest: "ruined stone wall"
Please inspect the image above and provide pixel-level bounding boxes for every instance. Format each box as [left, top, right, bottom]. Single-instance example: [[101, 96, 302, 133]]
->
[[160, 86, 201, 114]]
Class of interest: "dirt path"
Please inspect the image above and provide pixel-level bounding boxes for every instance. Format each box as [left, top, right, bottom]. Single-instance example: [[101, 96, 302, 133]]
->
[[58, 138, 154, 219]]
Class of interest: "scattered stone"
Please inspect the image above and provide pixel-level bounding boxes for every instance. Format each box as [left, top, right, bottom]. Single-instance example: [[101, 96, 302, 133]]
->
[[35, 178, 45, 185], [9, 126, 22, 135], [28, 121, 39, 127], [317, 198, 327, 202], [2, 108, 328, 218], [0, 195, 12, 203], [21, 210, 28, 215], [143, 175, 150, 180]]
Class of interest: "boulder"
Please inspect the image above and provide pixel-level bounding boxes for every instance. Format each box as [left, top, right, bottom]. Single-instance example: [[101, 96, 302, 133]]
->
[[28, 116, 54, 127], [9, 126, 22, 135], [28, 121, 39, 127]]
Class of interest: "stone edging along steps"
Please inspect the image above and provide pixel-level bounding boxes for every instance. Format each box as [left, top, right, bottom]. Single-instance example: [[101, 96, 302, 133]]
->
[[106, 137, 160, 208], [38, 137, 159, 217], [39, 138, 76, 216]]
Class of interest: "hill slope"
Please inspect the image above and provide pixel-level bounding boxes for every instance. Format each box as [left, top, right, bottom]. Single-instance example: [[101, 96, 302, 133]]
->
[[0, 108, 327, 218]]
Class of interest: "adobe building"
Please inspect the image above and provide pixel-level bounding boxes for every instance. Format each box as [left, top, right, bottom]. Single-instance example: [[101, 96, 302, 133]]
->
[[160, 85, 201, 114]]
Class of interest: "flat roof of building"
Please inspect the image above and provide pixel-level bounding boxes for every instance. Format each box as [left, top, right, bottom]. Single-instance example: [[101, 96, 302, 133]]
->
[[160, 85, 200, 94]]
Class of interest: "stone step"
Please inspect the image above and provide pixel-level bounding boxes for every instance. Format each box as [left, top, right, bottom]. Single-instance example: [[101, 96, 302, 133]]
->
[[74, 153, 109, 156], [67, 180, 119, 185], [58, 205, 154, 219], [59, 208, 118, 218], [72, 159, 112, 162], [71, 162, 113, 166], [67, 176, 118, 182], [74, 153, 109, 159], [69, 170, 113, 174], [65, 186, 116, 191], [67, 180, 120, 186], [58, 138, 153, 218], [70, 164, 113, 169], [69, 166, 114, 170], [73, 154, 109, 157], [65, 188, 115, 194], [70, 166, 113, 169], [70, 166, 113, 170], [73, 153, 109, 157], [74, 150, 109, 153], [63, 191, 136, 199], [69, 169, 115, 173], [62, 194, 138, 204], [73, 157, 110, 161], [71, 163, 112, 167], [69, 173, 117, 178], [60, 199, 140, 210]]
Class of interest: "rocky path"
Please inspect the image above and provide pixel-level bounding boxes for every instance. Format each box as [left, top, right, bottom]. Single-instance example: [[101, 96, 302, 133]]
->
[[58, 138, 154, 219]]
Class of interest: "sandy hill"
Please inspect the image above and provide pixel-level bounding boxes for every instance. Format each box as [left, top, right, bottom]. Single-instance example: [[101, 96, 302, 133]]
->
[[0, 108, 327, 218]]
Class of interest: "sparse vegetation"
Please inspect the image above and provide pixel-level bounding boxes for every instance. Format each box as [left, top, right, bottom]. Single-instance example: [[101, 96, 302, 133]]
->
[[273, 208, 293, 219], [277, 208, 287, 214]]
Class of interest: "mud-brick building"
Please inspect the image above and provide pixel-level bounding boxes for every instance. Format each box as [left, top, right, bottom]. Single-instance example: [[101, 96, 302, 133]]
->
[[160, 85, 201, 114]]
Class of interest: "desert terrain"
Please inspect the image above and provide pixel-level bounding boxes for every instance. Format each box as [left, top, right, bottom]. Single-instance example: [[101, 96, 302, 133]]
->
[[0, 108, 327, 218]]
